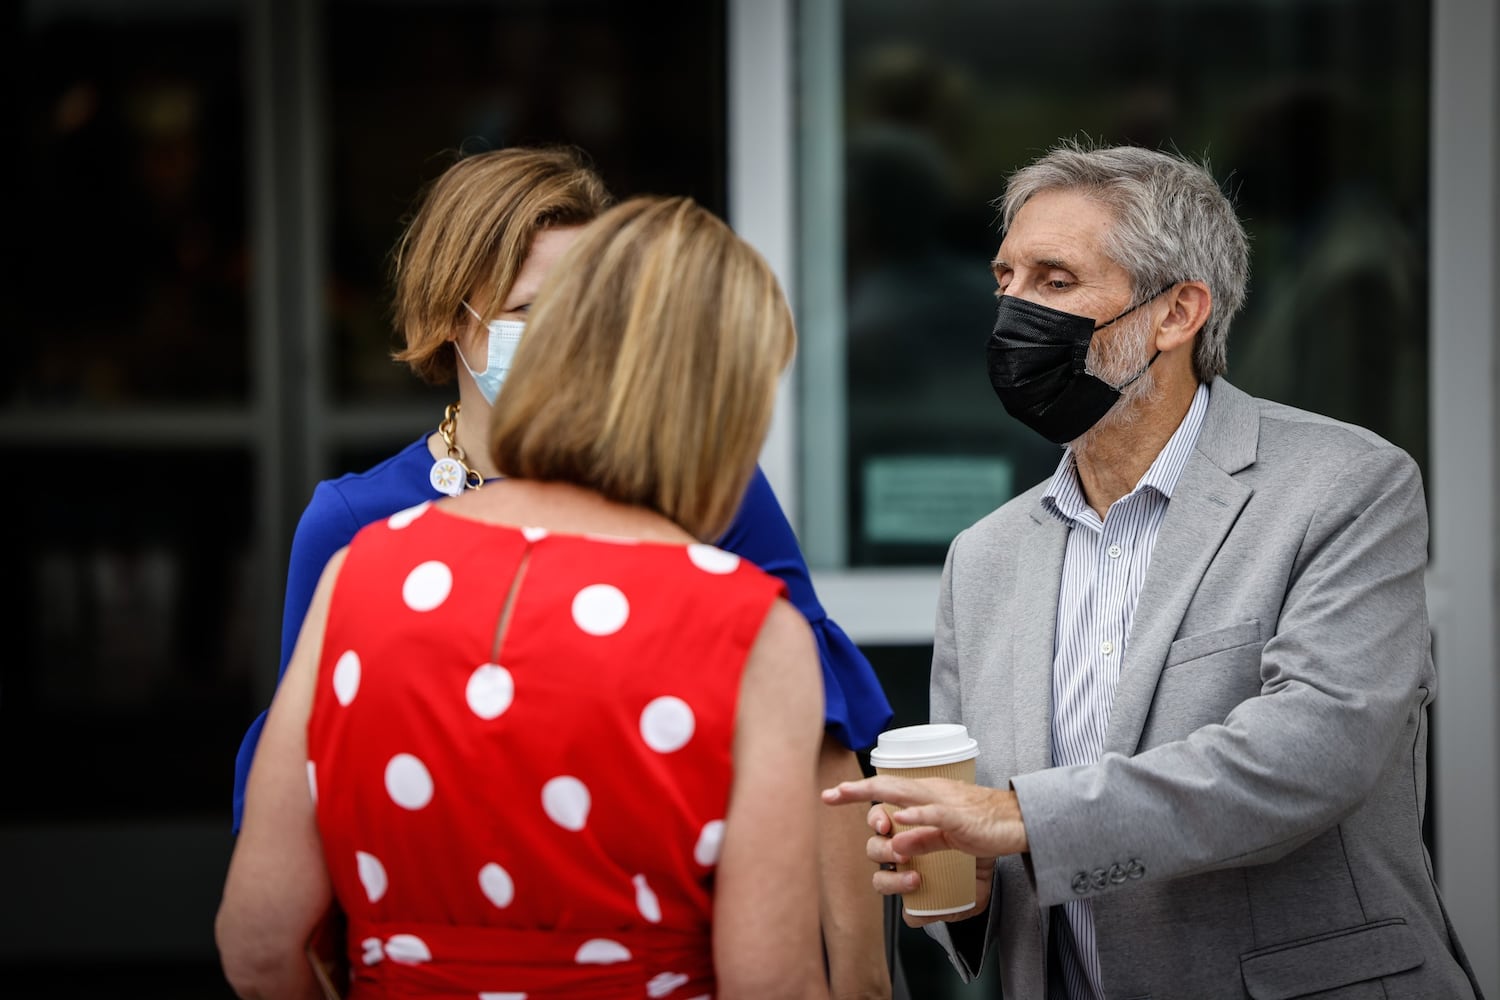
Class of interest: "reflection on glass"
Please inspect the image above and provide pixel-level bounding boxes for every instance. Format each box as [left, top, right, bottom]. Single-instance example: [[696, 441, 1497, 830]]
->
[[833, 0, 1429, 566], [843, 102, 1059, 565], [0, 448, 257, 820], [1227, 79, 1427, 473], [13, 5, 249, 407]]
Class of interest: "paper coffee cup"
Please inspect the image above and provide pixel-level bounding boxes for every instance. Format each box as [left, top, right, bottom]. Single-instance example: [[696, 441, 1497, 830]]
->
[[869, 723, 980, 916]]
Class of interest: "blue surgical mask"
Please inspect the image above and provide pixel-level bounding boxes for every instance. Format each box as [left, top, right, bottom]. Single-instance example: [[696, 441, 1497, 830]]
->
[[457, 302, 525, 404]]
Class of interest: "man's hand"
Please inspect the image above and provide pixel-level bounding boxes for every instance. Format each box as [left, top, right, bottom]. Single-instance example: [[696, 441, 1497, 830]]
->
[[822, 775, 1027, 927]]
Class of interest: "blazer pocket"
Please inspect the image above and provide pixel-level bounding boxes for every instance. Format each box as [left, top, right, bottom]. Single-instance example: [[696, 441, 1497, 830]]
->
[[1164, 619, 1262, 669], [1239, 918, 1423, 1000]]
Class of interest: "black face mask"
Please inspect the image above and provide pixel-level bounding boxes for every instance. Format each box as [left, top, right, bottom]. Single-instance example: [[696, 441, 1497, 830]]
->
[[985, 286, 1173, 445]]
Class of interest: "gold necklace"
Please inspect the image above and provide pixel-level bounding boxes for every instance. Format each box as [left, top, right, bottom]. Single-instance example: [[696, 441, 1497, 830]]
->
[[428, 402, 484, 495]]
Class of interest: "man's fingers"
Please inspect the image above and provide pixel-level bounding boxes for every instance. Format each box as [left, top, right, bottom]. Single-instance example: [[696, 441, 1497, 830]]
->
[[873, 867, 920, 897], [866, 802, 892, 836], [820, 779, 875, 805], [821, 775, 938, 808], [890, 803, 943, 828], [889, 824, 952, 858], [865, 834, 908, 866]]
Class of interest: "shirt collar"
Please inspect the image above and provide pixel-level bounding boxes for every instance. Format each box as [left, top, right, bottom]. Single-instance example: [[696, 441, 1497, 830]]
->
[[1042, 381, 1211, 524]]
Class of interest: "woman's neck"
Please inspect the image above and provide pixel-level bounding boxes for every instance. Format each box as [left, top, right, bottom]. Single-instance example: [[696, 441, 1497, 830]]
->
[[447, 478, 697, 546], [451, 395, 501, 481], [426, 390, 501, 483]]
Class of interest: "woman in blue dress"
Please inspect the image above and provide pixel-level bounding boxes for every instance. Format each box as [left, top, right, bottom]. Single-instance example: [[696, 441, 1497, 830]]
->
[[232, 145, 894, 997]]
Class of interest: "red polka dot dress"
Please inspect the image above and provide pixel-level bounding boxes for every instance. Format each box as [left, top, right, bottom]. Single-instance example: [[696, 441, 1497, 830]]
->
[[306, 501, 787, 999]]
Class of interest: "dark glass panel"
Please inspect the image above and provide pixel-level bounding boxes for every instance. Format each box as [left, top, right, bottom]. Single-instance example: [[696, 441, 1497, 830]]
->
[[12, 7, 249, 408], [0, 446, 257, 821]]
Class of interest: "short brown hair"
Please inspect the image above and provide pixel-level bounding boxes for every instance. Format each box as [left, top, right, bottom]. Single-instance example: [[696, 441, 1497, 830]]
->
[[998, 140, 1249, 382], [390, 146, 612, 384], [489, 197, 796, 541]]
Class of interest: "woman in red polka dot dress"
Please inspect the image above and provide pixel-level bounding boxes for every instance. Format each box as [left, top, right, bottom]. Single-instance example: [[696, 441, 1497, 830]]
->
[[218, 197, 831, 1000]]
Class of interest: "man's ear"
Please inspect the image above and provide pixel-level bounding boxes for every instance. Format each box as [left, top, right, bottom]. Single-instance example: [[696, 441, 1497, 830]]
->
[[1156, 281, 1212, 353]]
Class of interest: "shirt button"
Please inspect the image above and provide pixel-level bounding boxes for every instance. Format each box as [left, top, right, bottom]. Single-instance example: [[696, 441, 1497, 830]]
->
[[1101, 641, 1115, 655], [1107, 544, 1123, 559]]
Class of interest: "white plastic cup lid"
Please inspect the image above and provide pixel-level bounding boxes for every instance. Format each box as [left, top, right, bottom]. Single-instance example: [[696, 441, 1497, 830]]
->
[[869, 723, 979, 768]]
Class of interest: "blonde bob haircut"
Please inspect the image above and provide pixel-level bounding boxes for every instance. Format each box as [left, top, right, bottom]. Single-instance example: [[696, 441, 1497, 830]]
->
[[390, 145, 612, 384], [489, 196, 796, 542]]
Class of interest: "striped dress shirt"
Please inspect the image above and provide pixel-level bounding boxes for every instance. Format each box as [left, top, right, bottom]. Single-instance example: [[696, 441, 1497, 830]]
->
[[1040, 382, 1210, 1000]]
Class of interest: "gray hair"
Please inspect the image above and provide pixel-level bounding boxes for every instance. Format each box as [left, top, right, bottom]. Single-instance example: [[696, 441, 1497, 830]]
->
[[997, 140, 1250, 381]]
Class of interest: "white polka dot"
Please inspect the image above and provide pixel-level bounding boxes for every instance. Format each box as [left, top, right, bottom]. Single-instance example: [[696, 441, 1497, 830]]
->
[[385, 754, 434, 810], [385, 934, 431, 965], [356, 851, 388, 903], [360, 937, 383, 966], [403, 560, 453, 612], [640, 697, 695, 753], [478, 862, 515, 909], [332, 650, 361, 706], [521, 526, 548, 542], [479, 994, 528, 1000], [388, 502, 431, 530], [633, 874, 661, 924], [307, 760, 318, 805], [542, 776, 591, 831], [694, 820, 725, 867], [575, 939, 631, 964], [571, 584, 629, 636], [648, 972, 690, 998], [688, 544, 740, 574], [466, 663, 514, 720]]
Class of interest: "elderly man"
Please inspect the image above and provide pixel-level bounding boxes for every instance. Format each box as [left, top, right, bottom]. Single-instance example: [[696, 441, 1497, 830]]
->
[[824, 143, 1482, 999]]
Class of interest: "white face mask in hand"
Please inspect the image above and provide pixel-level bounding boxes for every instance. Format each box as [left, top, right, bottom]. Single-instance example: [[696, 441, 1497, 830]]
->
[[457, 301, 525, 404]]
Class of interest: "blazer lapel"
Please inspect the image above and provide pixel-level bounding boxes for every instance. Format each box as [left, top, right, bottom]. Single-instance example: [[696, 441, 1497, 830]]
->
[[1012, 506, 1069, 773], [1103, 379, 1260, 757]]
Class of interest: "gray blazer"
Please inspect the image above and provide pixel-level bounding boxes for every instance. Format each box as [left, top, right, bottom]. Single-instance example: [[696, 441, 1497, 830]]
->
[[924, 379, 1481, 999]]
